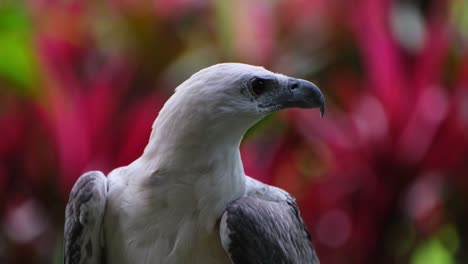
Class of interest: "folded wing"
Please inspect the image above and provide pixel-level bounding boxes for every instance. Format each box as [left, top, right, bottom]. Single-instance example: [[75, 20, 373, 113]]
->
[[64, 171, 107, 264], [220, 196, 319, 264]]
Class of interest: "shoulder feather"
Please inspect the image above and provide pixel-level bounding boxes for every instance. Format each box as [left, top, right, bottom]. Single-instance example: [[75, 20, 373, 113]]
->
[[64, 171, 107, 264], [220, 196, 319, 264]]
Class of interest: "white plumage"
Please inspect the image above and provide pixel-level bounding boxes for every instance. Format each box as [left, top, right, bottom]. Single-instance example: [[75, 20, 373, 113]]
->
[[64, 63, 323, 264]]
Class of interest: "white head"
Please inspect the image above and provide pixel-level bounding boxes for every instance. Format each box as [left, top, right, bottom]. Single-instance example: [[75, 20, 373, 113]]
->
[[174, 63, 324, 115], [145, 63, 324, 156]]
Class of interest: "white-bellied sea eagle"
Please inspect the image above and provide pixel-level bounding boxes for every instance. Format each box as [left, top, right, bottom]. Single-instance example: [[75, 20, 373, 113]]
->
[[64, 63, 325, 264]]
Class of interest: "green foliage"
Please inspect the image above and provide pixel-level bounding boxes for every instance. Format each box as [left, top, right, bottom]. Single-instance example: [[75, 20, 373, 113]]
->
[[243, 113, 284, 140], [0, 2, 38, 94], [214, 0, 234, 59], [451, 0, 468, 36], [411, 239, 454, 264], [411, 225, 459, 264]]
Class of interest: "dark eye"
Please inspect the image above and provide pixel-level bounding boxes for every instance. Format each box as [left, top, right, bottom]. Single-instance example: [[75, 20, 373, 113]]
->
[[251, 78, 268, 96]]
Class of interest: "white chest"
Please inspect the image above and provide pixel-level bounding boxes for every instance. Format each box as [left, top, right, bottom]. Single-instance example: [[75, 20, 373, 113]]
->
[[103, 169, 240, 264]]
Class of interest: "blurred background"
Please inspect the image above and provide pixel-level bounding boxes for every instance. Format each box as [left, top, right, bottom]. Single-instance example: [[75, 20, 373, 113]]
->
[[0, 0, 467, 263]]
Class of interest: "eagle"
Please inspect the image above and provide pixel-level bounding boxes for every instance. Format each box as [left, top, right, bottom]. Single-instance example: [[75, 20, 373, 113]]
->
[[64, 63, 324, 264]]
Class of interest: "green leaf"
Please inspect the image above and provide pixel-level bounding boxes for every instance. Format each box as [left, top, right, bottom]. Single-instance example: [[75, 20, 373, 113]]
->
[[451, 0, 468, 38], [243, 113, 283, 141], [411, 238, 454, 264], [0, 2, 39, 94], [214, 0, 235, 58]]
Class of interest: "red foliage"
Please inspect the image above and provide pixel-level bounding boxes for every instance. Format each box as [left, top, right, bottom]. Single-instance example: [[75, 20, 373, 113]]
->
[[1, 0, 467, 263]]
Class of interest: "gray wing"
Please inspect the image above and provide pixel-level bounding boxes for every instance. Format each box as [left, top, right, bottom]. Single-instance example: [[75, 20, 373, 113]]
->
[[220, 196, 319, 264], [64, 171, 107, 264]]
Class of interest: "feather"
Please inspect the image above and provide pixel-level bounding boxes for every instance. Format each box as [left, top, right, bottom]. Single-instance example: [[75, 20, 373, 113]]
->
[[65, 63, 323, 264]]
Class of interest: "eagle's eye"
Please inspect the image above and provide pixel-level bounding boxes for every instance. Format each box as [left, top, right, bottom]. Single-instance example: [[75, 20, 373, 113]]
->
[[251, 77, 268, 96]]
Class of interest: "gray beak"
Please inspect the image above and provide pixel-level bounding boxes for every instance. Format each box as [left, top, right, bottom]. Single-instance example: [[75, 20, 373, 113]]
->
[[287, 79, 325, 117], [256, 77, 325, 117]]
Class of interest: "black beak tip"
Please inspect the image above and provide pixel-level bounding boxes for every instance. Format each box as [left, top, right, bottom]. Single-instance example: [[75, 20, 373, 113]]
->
[[309, 81, 325, 118]]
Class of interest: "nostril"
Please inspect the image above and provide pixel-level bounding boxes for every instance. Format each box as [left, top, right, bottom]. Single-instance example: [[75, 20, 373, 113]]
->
[[290, 81, 300, 91]]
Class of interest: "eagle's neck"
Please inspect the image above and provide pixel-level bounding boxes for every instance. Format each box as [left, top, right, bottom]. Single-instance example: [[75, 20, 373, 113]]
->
[[135, 97, 255, 229], [141, 92, 258, 175]]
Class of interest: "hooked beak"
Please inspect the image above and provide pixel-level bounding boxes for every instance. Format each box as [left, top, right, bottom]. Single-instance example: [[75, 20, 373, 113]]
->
[[287, 78, 325, 117], [257, 77, 325, 117]]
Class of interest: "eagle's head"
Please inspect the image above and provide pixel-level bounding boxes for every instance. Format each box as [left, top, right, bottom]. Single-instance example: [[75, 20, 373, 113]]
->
[[174, 63, 325, 118], [148, 63, 325, 152]]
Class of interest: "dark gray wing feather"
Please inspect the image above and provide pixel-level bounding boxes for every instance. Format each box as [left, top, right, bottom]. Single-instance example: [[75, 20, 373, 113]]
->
[[220, 196, 319, 264], [64, 171, 107, 264]]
